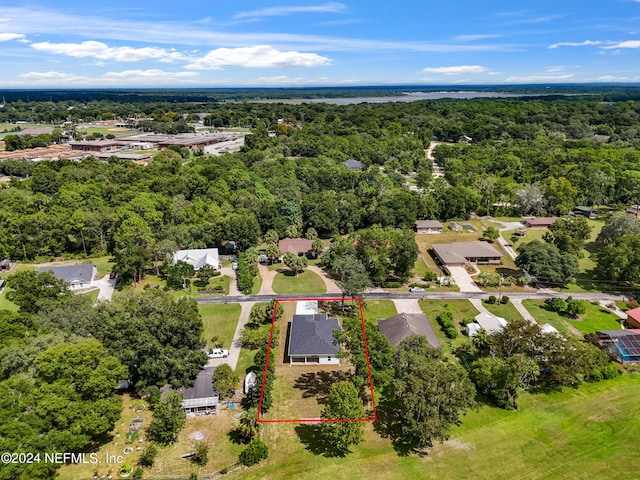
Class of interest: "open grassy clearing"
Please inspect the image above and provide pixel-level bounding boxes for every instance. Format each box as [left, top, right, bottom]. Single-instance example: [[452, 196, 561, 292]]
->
[[482, 300, 524, 321], [419, 299, 478, 353], [362, 300, 397, 324], [272, 270, 327, 295], [232, 374, 640, 480], [0, 289, 18, 311], [199, 303, 241, 350], [78, 288, 100, 304], [522, 299, 621, 336]]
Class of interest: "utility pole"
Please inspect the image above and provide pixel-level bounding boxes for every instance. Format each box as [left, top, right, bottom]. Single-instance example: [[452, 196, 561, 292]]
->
[[499, 274, 504, 303]]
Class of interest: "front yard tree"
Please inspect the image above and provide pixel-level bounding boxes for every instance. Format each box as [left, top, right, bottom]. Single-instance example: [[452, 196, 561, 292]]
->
[[264, 243, 281, 264], [483, 226, 500, 242], [333, 255, 372, 301], [383, 336, 476, 452], [594, 233, 640, 284], [566, 299, 587, 318], [147, 391, 185, 446], [543, 216, 592, 257], [6, 270, 71, 314], [596, 213, 640, 246], [283, 251, 307, 276], [515, 240, 579, 287], [312, 237, 324, 258], [212, 363, 238, 400], [320, 381, 367, 455], [471, 355, 539, 409]]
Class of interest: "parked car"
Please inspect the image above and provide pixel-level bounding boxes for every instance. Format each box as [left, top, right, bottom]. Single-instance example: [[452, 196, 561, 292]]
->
[[109, 271, 117, 279], [208, 348, 229, 359], [232, 262, 238, 270], [409, 286, 426, 293]]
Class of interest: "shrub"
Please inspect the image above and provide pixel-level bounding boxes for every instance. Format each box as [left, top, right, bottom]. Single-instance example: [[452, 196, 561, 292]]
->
[[132, 466, 143, 479], [138, 444, 158, 468], [423, 270, 437, 282], [409, 282, 430, 289], [544, 297, 567, 312], [586, 369, 603, 383], [487, 295, 497, 304], [382, 281, 402, 288], [239, 438, 269, 467], [500, 295, 509, 304], [601, 364, 620, 379], [444, 326, 458, 339], [190, 442, 208, 466]]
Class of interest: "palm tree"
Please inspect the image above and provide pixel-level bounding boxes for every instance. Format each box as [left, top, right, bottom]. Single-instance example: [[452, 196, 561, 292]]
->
[[238, 407, 259, 441]]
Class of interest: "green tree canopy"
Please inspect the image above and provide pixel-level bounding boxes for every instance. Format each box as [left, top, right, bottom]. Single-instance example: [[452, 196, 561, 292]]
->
[[6, 270, 72, 314], [516, 240, 579, 287], [320, 381, 367, 456]]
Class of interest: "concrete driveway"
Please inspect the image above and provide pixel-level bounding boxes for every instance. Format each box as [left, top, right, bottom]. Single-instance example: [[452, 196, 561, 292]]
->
[[92, 274, 116, 302], [447, 265, 482, 293]]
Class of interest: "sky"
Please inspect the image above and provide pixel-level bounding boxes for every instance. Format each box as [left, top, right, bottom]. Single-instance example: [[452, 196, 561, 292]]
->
[[1, 0, 640, 88]]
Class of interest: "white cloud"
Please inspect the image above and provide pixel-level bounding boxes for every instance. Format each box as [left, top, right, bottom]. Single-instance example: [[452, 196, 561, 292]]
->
[[602, 40, 640, 49], [18, 69, 201, 86], [422, 65, 487, 75], [504, 74, 574, 83], [233, 3, 346, 19], [256, 75, 305, 84], [546, 66, 565, 72], [453, 34, 500, 42], [185, 45, 331, 70], [30, 41, 188, 62], [548, 40, 603, 49], [0, 33, 25, 41]]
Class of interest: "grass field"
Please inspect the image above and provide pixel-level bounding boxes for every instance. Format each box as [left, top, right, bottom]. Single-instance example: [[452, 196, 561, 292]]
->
[[362, 300, 397, 324], [272, 270, 327, 295], [79, 288, 100, 304], [522, 300, 621, 336], [230, 374, 640, 480], [251, 272, 263, 295], [199, 303, 241, 350], [482, 300, 524, 321], [419, 299, 479, 353]]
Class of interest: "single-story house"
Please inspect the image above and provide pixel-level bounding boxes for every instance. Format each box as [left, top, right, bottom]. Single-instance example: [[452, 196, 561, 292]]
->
[[69, 140, 121, 153], [574, 206, 598, 218], [279, 237, 313, 257], [625, 205, 640, 217], [377, 312, 441, 348], [288, 313, 341, 365], [0, 259, 10, 271], [597, 330, 640, 364], [625, 307, 640, 329], [344, 159, 363, 171], [415, 220, 444, 234], [173, 248, 220, 270], [466, 312, 507, 337], [523, 217, 558, 228], [431, 241, 502, 267], [38, 264, 97, 290], [180, 367, 220, 415]]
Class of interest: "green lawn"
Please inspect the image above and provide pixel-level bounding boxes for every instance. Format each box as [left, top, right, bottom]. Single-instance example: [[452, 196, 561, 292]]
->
[[251, 271, 263, 295], [362, 300, 397, 324], [78, 289, 100, 304], [235, 347, 259, 376], [419, 299, 479, 353], [0, 289, 18, 311], [89, 255, 114, 278], [198, 303, 241, 349], [272, 270, 326, 295], [483, 300, 524, 321], [234, 374, 640, 480], [523, 300, 622, 336]]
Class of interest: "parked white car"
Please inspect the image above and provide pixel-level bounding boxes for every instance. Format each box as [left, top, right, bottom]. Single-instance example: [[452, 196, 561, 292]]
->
[[208, 348, 229, 359], [409, 286, 426, 293]]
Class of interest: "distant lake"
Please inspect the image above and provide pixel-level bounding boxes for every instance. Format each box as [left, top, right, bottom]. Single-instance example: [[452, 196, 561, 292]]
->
[[253, 91, 550, 104]]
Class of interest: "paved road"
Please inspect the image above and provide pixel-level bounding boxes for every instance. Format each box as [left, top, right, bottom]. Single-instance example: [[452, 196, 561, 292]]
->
[[195, 290, 629, 304]]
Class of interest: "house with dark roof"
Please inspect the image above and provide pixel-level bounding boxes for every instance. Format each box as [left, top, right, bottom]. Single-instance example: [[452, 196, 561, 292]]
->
[[180, 367, 220, 415], [523, 217, 558, 228], [377, 313, 441, 348], [344, 159, 363, 171], [431, 242, 502, 267], [288, 313, 341, 365], [415, 220, 444, 234], [38, 264, 96, 290], [279, 237, 313, 257]]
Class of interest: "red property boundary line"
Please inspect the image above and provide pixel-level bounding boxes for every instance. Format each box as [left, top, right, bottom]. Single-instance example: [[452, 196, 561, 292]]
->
[[257, 297, 377, 423]]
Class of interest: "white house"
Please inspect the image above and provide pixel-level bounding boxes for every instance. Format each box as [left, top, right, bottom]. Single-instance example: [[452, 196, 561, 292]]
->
[[173, 248, 220, 270], [38, 264, 96, 290], [466, 312, 508, 337]]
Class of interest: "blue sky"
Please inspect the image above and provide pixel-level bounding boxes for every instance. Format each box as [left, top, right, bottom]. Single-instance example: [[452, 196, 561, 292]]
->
[[1, 0, 640, 87]]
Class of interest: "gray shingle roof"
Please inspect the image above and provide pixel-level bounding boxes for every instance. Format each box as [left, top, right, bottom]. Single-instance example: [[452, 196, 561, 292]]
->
[[377, 313, 441, 348], [431, 241, 502, 265], [288, 313, 341, 356], [180, 367, 219, 408], [415, 220, 443, 229], [38, 264, 95, 283]]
